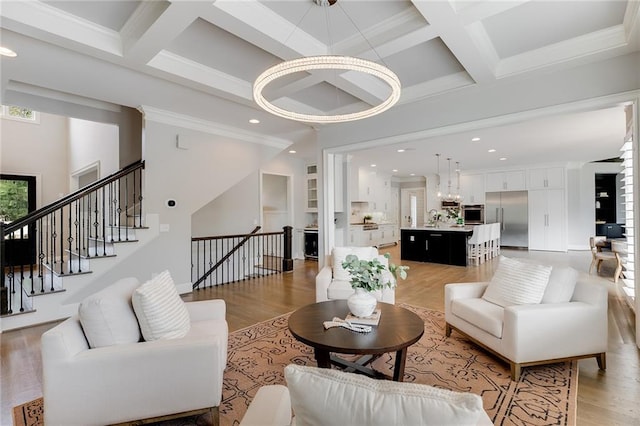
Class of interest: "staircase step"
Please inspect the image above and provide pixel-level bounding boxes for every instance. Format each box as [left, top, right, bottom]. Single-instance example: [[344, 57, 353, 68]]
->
[[90, 236, 139, 244], [67, 246, 117, 258], [43, 261, 93, 277]]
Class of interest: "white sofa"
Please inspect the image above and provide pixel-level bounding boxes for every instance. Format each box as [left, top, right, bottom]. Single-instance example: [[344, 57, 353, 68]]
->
[[41, 276, 228, 425], [240, 364, 493, 426], [315, 246, 395, 304], [444, 260, 607, 381]]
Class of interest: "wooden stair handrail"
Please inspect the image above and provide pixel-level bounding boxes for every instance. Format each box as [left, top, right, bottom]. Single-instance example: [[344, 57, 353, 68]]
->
[[4, 160, 144, 234]]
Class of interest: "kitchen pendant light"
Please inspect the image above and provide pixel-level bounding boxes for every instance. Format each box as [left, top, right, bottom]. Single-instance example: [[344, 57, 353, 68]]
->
[[435, 154, 442, 198]]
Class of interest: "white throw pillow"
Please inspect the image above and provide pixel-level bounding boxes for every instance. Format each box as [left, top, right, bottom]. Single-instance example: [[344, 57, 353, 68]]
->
[[332, 247, 377, 281], [482, 256, 552, 307], [541, 266, 579, 303], [78, 277, 142, 349], [132, 270, 190, 341], [284, 364, 485, 426]]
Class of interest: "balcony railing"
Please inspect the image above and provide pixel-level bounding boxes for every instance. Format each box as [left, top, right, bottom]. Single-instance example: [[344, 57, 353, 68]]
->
[[191, 226, 293, 289]]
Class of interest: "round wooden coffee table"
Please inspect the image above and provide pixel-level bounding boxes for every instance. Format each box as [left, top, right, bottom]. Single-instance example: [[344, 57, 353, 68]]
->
[[288, 300, 424, 381]]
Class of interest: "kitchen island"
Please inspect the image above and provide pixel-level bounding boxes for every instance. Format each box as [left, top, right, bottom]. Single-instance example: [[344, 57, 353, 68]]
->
[[401, 226, 473, 266]]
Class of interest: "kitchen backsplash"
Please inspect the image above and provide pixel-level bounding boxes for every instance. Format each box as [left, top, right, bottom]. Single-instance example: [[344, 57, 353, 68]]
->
[[350, 207, 386, 224]]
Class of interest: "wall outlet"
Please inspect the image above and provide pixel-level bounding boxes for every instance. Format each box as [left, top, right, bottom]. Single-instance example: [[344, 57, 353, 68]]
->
[[159, 224, 170, 232]]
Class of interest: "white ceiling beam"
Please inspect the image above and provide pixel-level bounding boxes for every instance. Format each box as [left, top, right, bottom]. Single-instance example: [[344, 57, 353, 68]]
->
[[496, 25, 630, 78], [121, 1, 208, 64], [411, 0, 496, 84], [0, 0, 122, 56]]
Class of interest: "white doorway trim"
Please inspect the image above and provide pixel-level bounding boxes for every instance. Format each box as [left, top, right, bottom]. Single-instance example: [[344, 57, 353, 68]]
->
[[259, 171, 293, 233]]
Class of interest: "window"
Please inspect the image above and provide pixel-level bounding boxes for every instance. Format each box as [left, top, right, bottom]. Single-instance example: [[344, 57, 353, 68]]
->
[[1, 105, 39, 123]]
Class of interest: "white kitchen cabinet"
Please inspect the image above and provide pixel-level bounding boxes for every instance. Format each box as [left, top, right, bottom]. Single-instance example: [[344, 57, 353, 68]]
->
[[527, 167, 564, 190], [378, 224, 399, 247], [350, 166, 375, 202], [460, 174, 485, 204], [349, 227, 366, 246], [373, 173, 391, 212], [305, 164, 318, 212], [485, 170, 526, 192], [528, 189, 566, 251]]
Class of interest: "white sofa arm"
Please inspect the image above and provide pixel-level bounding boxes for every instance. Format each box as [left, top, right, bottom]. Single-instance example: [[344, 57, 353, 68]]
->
[[315, 265, 333, 302], [503, 300, 607, 363], [240, 385, 292, 426], [43, 316, 228, 425], [186, 299, 226, 322], [444, 282, 489, 306]]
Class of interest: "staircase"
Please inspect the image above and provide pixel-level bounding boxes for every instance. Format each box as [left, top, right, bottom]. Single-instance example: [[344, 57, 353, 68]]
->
[[1, 161, 156, 331]]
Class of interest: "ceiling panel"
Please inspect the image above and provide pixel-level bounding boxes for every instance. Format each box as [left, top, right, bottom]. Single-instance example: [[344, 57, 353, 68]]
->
[[483, 0, 628, 58], [42, 0, 143, 31], [284, 80, 363, 113], [386, 37, 465, 87], [167, 18, 282, 82]]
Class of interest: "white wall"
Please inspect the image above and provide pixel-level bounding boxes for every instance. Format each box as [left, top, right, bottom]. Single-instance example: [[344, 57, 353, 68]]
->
[[0, 111, 68, 206], [191, 151, 308, 258], [107, 119, 289, 286], [68, 118, 119, 183]]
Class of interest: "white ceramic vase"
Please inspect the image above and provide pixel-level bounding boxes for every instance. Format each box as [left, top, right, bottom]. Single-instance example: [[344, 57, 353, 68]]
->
[[347, 288, 377, 318]]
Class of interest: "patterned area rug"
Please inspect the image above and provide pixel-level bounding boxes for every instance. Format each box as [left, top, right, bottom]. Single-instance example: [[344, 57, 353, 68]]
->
[[13, 304, 577, 426], [221, 304, 577, 426]]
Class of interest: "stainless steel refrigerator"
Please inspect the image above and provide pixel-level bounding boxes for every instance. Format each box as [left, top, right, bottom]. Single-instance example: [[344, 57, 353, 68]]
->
[[485, 191, 528, 248]]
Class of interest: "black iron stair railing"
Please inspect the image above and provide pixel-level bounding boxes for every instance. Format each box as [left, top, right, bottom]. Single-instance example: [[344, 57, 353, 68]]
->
[[192, 225, 293, 289], [1, 160, 145, 315]]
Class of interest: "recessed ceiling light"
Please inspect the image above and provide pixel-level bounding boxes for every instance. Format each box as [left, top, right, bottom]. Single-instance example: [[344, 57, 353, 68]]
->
[[410, 173, 415, 176], [397, 149, 405, 153], [0, 47, 17, 57], [488, 149, 496, 153], [370, 164, 376, 167], [288, 150, 296, 154], [392, 169, 398, 173], [471, 137, 481, 142], [499, 157, 507, 161], [249, 118, 260, 124]]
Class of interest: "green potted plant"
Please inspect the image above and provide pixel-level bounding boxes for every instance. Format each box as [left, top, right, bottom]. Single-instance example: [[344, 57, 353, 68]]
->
[[341, 253, 409, 317]]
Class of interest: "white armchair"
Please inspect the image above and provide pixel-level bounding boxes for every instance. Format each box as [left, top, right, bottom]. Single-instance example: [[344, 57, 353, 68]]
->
[[445, 276, 607, 381], [41, 277, 228, 425], [315, 246, 395, 304]]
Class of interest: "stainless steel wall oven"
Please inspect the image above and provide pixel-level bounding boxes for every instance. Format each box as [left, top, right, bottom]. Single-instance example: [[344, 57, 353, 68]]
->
[[462, 204, 485, 224]]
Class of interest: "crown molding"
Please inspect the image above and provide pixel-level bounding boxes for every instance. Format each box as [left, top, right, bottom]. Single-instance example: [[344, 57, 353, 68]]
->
[[139, 105, 292, 149]]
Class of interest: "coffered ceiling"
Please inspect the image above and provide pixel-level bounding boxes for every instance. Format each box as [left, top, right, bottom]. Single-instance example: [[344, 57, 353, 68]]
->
[[1, 1, 639, 176]]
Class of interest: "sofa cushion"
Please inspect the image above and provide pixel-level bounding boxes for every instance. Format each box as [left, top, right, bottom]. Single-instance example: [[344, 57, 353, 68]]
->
[[332, 246, 377, 281], [132, 270, 191, 341], [78, 277, 142, 349], [483, 256, 552, 307], [285, 364, 485, 425], [541, 266, 579, 304], [451, 298, 504, 339]]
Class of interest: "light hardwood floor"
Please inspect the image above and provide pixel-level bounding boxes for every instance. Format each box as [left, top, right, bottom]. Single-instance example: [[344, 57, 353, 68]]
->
[[1, 246, 638, 425]]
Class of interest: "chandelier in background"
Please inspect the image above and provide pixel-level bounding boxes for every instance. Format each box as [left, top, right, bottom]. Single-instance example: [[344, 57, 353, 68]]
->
[[436, 156, 463, 203], [435, 154, 442, 198], [252, 0, 401, 124]]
